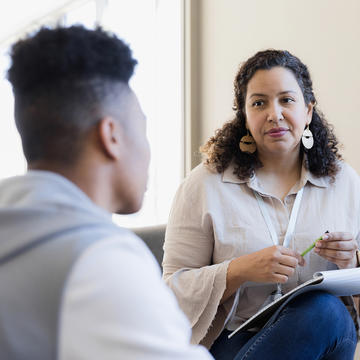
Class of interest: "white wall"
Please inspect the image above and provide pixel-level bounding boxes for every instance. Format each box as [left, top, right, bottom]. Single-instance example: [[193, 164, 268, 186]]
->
[[191, 0, 360, 172]]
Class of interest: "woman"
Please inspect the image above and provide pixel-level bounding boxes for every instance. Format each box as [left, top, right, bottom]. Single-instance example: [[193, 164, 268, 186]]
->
[[162, 50, 360, 359]]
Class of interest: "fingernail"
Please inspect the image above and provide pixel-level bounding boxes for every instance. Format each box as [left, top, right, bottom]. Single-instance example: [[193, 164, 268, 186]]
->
[[322, 235, 329, 240], [314, 248, 320, 253]]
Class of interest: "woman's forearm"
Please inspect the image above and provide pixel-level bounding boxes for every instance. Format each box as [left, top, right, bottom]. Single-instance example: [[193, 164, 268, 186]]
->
[[220, 257, 248, 304]]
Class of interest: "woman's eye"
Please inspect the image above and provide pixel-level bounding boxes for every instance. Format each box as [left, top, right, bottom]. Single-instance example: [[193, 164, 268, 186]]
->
[[282, 97, 294, 103], [252, 100, 264, 107]]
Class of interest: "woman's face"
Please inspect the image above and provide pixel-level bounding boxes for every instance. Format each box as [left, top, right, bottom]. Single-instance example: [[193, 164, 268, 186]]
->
[[244, 66, 313, 159]]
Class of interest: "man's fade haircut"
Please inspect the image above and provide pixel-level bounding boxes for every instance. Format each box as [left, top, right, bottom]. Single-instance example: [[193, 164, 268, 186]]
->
[[7, 25, 137, 164]]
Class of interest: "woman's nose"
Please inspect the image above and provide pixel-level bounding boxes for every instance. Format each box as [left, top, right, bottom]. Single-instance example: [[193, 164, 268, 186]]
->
[[266, 103, 284, 122]]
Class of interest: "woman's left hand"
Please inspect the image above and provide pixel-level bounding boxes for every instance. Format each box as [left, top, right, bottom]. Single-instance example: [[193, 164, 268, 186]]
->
[[314, 232, 358, 269]]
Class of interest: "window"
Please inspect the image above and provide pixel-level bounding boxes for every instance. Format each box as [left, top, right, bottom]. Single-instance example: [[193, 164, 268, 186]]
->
[[0, 0, 184, 227]]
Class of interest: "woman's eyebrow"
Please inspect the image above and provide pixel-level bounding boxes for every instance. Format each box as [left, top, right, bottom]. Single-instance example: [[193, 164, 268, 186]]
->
[[248, 90, 297, 100], [278, 90, 297, 95], [248, 93, 267, 99]]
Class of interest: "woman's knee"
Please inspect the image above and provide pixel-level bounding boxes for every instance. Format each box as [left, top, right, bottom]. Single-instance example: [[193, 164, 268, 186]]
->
[[291, 291, 345, 317], [287, 291, 356, 339]]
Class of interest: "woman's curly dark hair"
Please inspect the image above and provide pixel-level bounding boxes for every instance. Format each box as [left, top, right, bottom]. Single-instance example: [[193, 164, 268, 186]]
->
[[201, 49, 341, 180]]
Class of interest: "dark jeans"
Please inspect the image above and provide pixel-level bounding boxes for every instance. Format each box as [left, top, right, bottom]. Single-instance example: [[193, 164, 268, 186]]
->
[[210, 291, 357, 360]]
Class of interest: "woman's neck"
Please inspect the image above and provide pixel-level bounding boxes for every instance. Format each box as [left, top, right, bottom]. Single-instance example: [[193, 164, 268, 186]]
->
[[256, 151, 302, 200]]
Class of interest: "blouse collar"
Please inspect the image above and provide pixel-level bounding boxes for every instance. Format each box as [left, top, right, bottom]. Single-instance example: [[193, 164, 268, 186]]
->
[[221, 157, 330, 193]]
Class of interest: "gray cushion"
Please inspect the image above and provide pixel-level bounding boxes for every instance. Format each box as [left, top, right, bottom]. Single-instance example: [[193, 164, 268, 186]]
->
[[132, 224, 166, 268]]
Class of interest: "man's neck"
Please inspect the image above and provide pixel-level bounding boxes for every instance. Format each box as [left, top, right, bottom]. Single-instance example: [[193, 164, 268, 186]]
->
[[28, 161, 115, 212]]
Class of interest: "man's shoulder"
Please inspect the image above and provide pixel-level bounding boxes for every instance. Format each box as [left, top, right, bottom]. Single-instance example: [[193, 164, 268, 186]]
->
[[69, 227, 161, 280], [94, 228, 157, 263], [59, 227, 212, 360]]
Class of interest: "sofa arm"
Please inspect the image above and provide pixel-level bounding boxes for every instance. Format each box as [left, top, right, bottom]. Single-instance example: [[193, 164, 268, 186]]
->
[[132, 224, 166, 268]]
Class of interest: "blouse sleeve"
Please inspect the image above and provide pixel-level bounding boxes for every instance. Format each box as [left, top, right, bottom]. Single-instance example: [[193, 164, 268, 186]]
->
[[162, 168, 232, 345]]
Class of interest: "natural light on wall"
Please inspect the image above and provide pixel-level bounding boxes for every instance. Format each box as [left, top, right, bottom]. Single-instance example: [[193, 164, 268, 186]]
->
[[0, 0, 183, 228]]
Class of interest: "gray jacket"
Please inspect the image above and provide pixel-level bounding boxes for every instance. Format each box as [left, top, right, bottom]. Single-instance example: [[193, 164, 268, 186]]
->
[[0, 171, 123, 359]]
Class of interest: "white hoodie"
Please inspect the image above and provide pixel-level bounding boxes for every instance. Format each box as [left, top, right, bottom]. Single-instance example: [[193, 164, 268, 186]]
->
[[0, 170, 212, 360]]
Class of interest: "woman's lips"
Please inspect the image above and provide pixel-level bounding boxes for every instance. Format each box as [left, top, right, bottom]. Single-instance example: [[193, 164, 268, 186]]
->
[[266, 127, 289, 137]]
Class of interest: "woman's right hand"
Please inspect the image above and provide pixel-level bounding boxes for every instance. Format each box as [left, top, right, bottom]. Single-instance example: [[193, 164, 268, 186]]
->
[[238, 245, 305, 283], [221, 245, 304, 303]]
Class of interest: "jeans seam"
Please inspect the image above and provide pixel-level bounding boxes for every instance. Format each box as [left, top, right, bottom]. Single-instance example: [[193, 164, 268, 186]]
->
[[241, 308, 290, 359]]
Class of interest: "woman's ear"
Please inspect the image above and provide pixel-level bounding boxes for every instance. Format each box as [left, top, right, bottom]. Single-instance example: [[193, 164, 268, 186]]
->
[[306, 101, 314, 125], [97, 116, 125, 160]]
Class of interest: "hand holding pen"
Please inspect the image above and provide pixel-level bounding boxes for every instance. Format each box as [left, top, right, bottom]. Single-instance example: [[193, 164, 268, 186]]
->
[[302, 231, 358, 269], [301, 231, 329, 257], [314, 231, 358, 269]]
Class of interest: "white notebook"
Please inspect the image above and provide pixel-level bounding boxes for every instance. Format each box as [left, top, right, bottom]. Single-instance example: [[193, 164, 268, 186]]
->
[[228, 268, 360, 339]]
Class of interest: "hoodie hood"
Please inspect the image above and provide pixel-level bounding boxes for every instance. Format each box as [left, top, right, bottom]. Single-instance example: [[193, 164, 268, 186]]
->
[[0, 171, 114, 263]]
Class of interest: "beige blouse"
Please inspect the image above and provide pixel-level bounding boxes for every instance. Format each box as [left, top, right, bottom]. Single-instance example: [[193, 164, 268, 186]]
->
[[162, 161, 360, 348]]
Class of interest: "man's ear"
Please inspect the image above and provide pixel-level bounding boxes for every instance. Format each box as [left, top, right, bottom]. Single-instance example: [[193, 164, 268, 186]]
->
[[97, 116, 125, 160]]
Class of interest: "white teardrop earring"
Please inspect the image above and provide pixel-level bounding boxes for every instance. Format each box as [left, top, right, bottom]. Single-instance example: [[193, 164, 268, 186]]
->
[[302, 125, 314, 150]]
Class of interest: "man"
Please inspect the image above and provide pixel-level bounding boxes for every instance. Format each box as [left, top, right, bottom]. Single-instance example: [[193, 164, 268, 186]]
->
[[0, 26, 212, 359]]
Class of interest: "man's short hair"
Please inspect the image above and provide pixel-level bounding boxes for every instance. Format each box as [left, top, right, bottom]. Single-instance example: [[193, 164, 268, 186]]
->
[[7, 25, 137, 164]]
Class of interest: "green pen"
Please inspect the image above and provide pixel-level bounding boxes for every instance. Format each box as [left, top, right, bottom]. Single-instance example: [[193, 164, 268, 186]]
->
[[301, 231, 329, 257]]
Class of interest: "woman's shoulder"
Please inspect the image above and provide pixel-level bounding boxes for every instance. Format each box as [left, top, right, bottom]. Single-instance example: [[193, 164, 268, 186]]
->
[[176, 162, 228, 201], [335, 161, 360, 181], [331, 161, 360, 191], [184, 162, 223, 185]]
